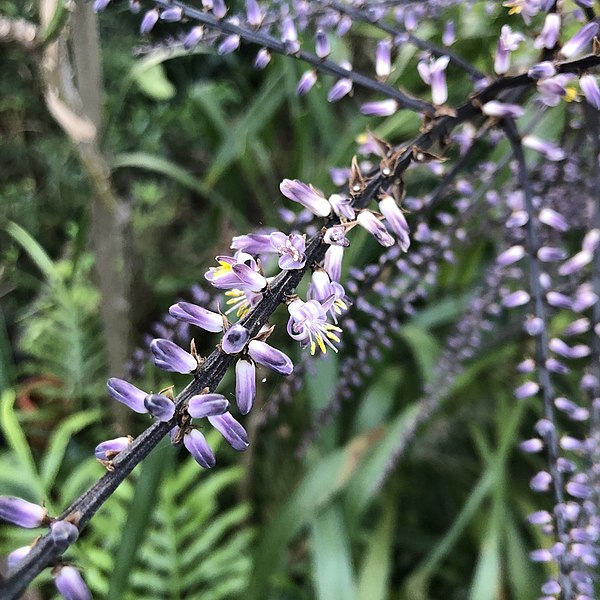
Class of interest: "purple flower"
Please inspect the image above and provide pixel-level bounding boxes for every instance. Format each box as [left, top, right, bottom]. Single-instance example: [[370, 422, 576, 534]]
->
[[281, 16, 299, 54], [537, 74, 577, 106], [481, 101, 524, 118], [515, 381, 539, 399], [95, 436, 132, 461], [522, 136, 565, 161], [208, 413, 249, 451], [50, 520, 79, 552], [539, 208, 568, 232], [534, 13, 560, 50], [538, 246, 567, 262], [280, 179, 331, 217], [530, 470, 552, 492], [559, 250, 593, 276], [328, 194, 355, 220], [378, 194, 410, 250], [287, 298, 342, 354], [231, 233, 275, 255], [546, 291, 573, 309], [107, 377, 147, 413], [297, 70, 317, 96], [561, 22, 599, 58], [360, 99, 398, 117], [502, 290, 530, 308], [54, 566, 92, 600], [417, 56, 450, 105], [520, 438, 544, 452], [580, 74, 600, 109], [212, 0, 227, 19], [307, 270, 349, 323], [150, 339, 197, 374], [323, 225, 350, 247], [254, 48, 271, 70], [93, 0, 111, 12], [442, 20, 455, 46], [324, 245, 344, 281], [315, 29, 330, 58], [235, 358, 256, 414], [496, 245, 525, 266], [144, 394, 175, 422], [218, 34, 240, 55], [0, 496, 48, 528], [357, 210, 394, 247], [375, 40, 392, 79], [187, 393, 229, 418], [495, 25, 524, 75], [140, 9, 159, 34], [169, 302, 224, 333], [184, 429, 216, 468], [205, 253, 267, 292], [247, 339, 293, 375], [222, 323, 250, 354], [327, 78, 353, 103], [270, 232, 306, 270], [528, 61, 556, 80]]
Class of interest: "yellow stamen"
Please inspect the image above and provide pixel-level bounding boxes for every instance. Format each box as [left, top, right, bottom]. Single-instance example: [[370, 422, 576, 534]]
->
[[310, 340, 316, 355], [316, 335, 326, 354], [564, 87, 577, 102]]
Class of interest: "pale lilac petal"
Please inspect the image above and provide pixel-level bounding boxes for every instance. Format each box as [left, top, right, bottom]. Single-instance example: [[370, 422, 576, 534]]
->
[[7, 546, 30, 569], [0, 496, 47, 528], [107, 377, 147, 413], [221, 324, 250, 354], [360, 99, 398, 116], [150, 339, 197, 374], [254, 48, 271, 70], [95, 437, 131, 461], [248, 340, 293, 375], [539, 208, 568, 232], [208, 413, 249, 451], [580, 74, 600, 109], [169, 302, 224, 333], [184, 429, 216, 468], [327, 78, 353, 103], [357, 210, 394, 247], [188, 393, 229, 418], [140, 9, 159, 34], [280, 179, 331, 217], [144, 394, 175, 422], [50, 520, 79, 552], [54, 566, 92, 600], [297, 70, 317, 96], [231, 233, 276, 255], [482, 101, 524, 118], [375, 39, 392, 79], [561, 22, 599, 58], [235, 358, 256, 415], [315, 29, 330, 58], [515, 381, 539, 399]]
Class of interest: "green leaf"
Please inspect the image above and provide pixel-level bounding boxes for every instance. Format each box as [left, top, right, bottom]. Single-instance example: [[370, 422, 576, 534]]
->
[[40, 409, 102, 492], [311, 503, 355, 600], [398, 325, 440, 383], [132, 63, 176, 101], [5, 221, 58, 283], [469, 514, 501, 600]]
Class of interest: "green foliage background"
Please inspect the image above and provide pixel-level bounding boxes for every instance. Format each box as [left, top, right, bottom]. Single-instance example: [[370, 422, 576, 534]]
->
[[0, 2, 560, 598]]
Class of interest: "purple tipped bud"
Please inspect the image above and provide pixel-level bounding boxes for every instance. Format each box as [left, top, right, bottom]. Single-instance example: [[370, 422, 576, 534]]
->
[[129, 0, 141, 14], [564, 318, 590, 336], [515, 381, 539, 399], [481, 101, 524, 119], [95, 436, 131, 461], [360, 99, 398, 117], [280, 179, 331, 217], [496, 245, 525, 266], [231, 233, 274, 255], [208, 412, 249, 451], [150, 339, 197, 374], [245, 0, 263, 27], [528, 61, 556, 80], [559, 250, 593, 276], [546, 291, 573, 309], [539, 208, 568, 232], [50, 520, 79, 552], [530, 549, 553, 562], [375, 40, 392, 79], [522, 136, 565, 161], [169, 302, 224, 333], [530, 470, 552, 492], [248, 340, 293, 375], [183, 26, 204, 50], [528, 511, 552, 525], [212, 0, 227, 19], [254, 48, 271, 70], [580, 74, 600, 109], [324, 244, 344, 282], [107, 377, 147, 413], [538, 246, 567, 262], [561, 22, 599, 58], [567, 480, 591, 499], [442, 20, 455, 46], [55, 566, 92, 600], [188, 393, 229, 418], [160, 7, 183, 22], [315, 29, 330, 58], [7, 545, 30, 569], [541, 580, 561, 595], [297, 70, 317, 96], [222, 324, 250, 354], [218, 34, 240, 55], [524, 316, 544, 336], [144, 394, 175, 422], [502, 290, 530, 308], [324, 225, 350, 247], [560, 435, 585, 451], [328, 194, 355, 220], [0, 496, 48, 528], [327, 78, 353, 103], [184, 429, 216, 468], [534, 13, 560, 50], [357, 210, 394, 247], [235, 358, 256, 414], [140, 9, 159, 34], [520, 438, 544, 453]]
